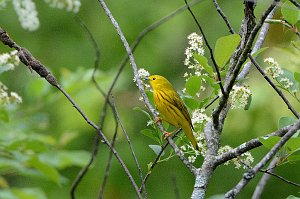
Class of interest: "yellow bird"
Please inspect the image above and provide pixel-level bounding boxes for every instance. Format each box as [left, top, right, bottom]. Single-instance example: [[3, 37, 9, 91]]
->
[[148, 75, 199, 150]]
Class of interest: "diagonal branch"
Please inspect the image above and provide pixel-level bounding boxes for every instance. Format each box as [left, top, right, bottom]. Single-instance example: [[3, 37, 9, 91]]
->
[[249, 55, 299, 119], [0, 27, 142, 199], [184, 0, 225, 95], [212, 0, 235, 34], [225, 118, 300, 198], [97, 0, 196, 175], [289, 0, 300, 9]]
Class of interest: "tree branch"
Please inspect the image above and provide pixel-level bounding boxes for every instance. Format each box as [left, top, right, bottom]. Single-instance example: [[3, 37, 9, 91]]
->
[[289, 0, 300, 9], [212, 0, 235, 34], [0, 27, 143, 199], [249, 55, 299, 119], [225, 118, 300, 198], [97, 0, 196, 175]]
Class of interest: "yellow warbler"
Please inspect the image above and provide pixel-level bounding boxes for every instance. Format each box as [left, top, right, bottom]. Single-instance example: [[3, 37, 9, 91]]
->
[[148, 75, 199, 150]]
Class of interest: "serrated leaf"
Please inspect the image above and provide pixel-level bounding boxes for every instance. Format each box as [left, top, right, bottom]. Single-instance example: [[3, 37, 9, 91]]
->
[[278, 116, 297, 129], [185, 76, 202, 97], [214, 34, 241, 67], [148, 145, 165, 156], [27, 156, 61, 184], [281, 1, 300, 25], [259, 136, 281, 149], [193, 54, 214, 76], [140, 129, 161, 143]]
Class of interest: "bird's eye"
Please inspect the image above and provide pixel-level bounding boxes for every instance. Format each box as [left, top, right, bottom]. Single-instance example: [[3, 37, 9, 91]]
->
[[152, 77, 156, 80]]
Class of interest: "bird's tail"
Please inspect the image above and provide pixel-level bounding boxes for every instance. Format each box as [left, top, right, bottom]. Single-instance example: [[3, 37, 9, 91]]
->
[[183, 125, 199, 151]]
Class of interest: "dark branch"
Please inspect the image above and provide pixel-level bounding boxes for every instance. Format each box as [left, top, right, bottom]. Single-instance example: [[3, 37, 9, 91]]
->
[[249, 55, 299, 119], [184, 0, 225, 95], [212, 0, 235, 34], [225, 119, 300, 198], [289, 0, 300, 9]]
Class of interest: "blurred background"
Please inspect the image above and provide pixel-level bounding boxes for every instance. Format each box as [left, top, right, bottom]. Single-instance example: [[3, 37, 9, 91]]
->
[[0, 0, 299, 198]]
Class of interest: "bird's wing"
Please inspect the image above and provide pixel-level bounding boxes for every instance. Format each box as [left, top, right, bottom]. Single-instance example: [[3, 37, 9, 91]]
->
[[170, 91, 194, 130]]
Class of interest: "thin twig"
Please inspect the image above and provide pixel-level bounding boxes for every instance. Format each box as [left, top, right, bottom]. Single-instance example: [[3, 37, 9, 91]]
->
[[0, 28, 143, 199], [237, 7, 276, 80], [98, 120, 119, 199], [260, 168, 300, 188], [97, 0, 196, 175], [110, 95, 146, 197], [212, 0, 235, 34], [139, 130, 181, 193], [251, 157, 278, 199], [249, 55, 299, 119], [184, 0, 225, 95], [225, 119, 300, 198], [289, 0, 300, 9]]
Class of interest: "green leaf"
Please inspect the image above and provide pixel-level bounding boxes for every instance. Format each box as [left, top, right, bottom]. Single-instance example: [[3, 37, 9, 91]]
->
[[259, 136, 281, 149], [182, 95, 200, 110], [39, 150, 90, 169], [286, 137, 300, 151], [133, 106, 152, 120], [286, 195, 300, 199], [214, 34, 241, 67], [27, 156, 61, 184], [148, 145, 165, 156], [140, 129, 161, 143], [0, 188, 47, 199], [294, 72, 300, 85], [193, 54, 214, 76], [276, 68, 299, 93], [278, 116, 297, 129], [281, 1, 300, 25], [185, 76, 202, 97]]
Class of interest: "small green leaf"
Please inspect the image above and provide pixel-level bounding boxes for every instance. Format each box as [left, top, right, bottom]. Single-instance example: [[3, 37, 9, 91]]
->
[[286, 137, 300, 151], [294, 72, 300, 85], [148, 145, 165, 156], [281, 1, 300, 25], [133, 106, 152, 119], [182, 95, 199, 110], [140, 129, 161, 143], [259, 136, 281, 149], [193, 54, 214, 76], [185, 76, 202, 97], [27, 156, 61, 184], [214, 34, 241, 67], [278, 116, 297, 129]]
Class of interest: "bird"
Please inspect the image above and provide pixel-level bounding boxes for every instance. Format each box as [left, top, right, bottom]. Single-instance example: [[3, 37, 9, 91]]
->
[[148, 75, 199, 150]]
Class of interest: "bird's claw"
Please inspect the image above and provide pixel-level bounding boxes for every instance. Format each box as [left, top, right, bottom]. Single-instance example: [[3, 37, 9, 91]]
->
[[163, 131, 173, 139]]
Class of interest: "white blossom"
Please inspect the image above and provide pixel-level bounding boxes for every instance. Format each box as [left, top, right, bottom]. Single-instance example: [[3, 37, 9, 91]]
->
[[264, 57, 284, 79], [133, 68, 150, 89], [13, 0, 39, 31], [230, 85, 252, 109], [191, 108, 211, 126], [0, 50, 20, 74], [44, 0, 81, 13]]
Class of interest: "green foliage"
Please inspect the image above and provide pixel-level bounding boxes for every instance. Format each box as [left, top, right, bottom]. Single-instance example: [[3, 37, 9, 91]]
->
[[214, 34, 241, 68], [185, 76, 202, 97], [281, 1, 300, 25]]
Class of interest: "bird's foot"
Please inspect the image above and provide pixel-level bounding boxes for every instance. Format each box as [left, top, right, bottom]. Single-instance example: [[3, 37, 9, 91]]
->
[[163, 131, 173, 139]]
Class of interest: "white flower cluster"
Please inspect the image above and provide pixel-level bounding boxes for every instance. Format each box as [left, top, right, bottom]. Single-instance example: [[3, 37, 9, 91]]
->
[[0, 83, 22, 105], [230, 85, 251, 109], [44, 0, 81, 13], [0, 0, 9, 8], [0, 50, 20, 73], [264, 57, 284, 79], [184, 33, 205, 77], [191, 108, 211, 126], [12, 0, 40, 31], [219, 145, 254, 169], [180, 144, 201, 163], [264, 57, 295, 91], [133, 68, 150, 89]]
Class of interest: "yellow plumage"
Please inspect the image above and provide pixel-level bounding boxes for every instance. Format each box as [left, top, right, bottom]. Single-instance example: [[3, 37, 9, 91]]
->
[[148, 75, 199, 150]]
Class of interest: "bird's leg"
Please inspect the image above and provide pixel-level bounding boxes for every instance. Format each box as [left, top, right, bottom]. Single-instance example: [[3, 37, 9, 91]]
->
[[154, 117, 162, 124], [163, 128, 180, 139]]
